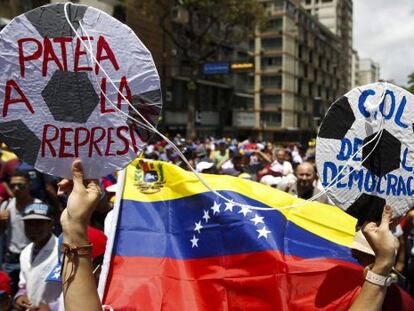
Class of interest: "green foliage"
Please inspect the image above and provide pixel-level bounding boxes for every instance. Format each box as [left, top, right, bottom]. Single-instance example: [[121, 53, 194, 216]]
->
[[407, 72, 414, 94], [133, 0, 265, 65]]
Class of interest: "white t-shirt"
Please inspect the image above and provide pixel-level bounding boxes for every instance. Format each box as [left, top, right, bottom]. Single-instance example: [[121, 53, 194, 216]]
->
[[18, 234, 61, 308]]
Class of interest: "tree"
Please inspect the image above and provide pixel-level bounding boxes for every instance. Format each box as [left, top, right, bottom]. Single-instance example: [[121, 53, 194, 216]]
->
[[407, 72, 414, 94], [131, 0, 265, 139]]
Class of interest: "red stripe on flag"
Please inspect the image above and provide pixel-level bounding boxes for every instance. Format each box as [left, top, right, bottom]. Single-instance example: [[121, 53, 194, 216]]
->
[[103, 250, 364, 311]]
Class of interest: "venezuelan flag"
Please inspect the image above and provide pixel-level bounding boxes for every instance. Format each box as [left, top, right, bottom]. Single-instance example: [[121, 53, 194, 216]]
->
[[100, 159, 365, 310]]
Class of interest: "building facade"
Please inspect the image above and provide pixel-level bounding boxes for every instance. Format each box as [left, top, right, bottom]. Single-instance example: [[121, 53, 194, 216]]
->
[[351, 49, 359, 88], [300, 0, 353, 91], [358, 58, 380, 85], [126, 1, 254, 138], [245, 0, 342, 142]]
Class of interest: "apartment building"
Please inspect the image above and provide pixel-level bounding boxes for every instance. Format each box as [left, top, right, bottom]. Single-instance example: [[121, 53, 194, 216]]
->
[[301, 0, 353, 91], [245, 0, 342, 142], [358, 58, 380, 85], [351, 49, 359, 88]]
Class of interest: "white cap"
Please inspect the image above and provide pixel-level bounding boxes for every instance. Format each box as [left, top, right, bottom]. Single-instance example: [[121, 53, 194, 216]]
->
[[260, 175, 282, 187], [196, 161, 214, 173]]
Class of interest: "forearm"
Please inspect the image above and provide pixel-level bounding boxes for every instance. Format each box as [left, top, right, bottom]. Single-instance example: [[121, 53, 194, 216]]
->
[[257, 151, 272, 163], [62, 226, 101, 311], [349, 262, 392, 311]]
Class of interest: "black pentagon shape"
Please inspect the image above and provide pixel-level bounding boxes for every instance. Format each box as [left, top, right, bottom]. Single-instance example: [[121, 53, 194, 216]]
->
[[25, 3, 87, 38], [362, 129, 401, 177], [127, 89, 162, 143], [347, 193, 385, 227], [0, 120, 40, 166], [318, 96, 355, 140], [42, 70, 99, 123]]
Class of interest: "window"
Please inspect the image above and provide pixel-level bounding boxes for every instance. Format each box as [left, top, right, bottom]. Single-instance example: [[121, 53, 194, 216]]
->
[[298, 44, 303, 58], [265, 18, 283, 32], [298, 79, 303, 94], [261, 76, 282, 88], [261, 95, 282, 109], [261, 56, 282, 68], [260, 112, 281, 127], [261, 38, 282, 50]]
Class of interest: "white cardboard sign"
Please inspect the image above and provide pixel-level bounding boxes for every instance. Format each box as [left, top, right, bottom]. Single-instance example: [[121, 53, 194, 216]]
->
[[316, 83, 414, 221], [0, 3, 162, 178]]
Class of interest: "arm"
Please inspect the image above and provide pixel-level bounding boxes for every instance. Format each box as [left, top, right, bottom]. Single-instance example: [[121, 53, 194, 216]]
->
[[60, 160, 102, 311], [253, 150, 272, 164], [14, 251, 31, 311], [395, 235, 405, 273], [349, 205, 397, 311], [0, 208, 8, 234]]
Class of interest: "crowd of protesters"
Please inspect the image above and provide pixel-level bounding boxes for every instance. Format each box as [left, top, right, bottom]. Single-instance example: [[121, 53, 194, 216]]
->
[[0, 135, 412, 309]]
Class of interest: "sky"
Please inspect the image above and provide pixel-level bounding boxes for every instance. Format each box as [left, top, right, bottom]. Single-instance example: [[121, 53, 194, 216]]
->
[[353, 0, 414, 86]]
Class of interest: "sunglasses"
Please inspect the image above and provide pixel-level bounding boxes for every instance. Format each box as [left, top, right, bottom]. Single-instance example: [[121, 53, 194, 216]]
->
[[10, 183, 27, 190]]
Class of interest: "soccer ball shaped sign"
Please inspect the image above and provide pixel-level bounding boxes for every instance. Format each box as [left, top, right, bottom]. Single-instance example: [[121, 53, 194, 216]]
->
[[0, 3, 162, 178], [316, 83, 414, 223]]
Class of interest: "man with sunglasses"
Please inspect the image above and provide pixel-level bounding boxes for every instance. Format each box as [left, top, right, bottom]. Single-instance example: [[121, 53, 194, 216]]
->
[[0, 171, 43, 296]]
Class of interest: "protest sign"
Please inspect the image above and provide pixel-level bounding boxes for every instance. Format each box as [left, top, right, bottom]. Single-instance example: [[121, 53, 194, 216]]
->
[[0, 3, 162, 178], [316, 83, 414, 222]]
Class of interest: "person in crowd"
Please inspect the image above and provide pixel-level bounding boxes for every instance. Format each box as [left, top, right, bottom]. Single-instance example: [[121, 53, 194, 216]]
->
[[258, 149, 294, 183], [0, 171, 43, 295], [400, 208, 414, 295], [159, 145, 174, 162], [242, 149, 272, 181], [272, 149, 294, 176], [210, 139, 229, 170], [278, 162, 329, 204], [14, 202, 60, 311], [220, 151, 244, 177], [0, 270, 10, 311]]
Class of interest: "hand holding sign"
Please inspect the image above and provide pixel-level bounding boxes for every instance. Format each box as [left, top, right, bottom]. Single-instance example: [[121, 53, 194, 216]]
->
[[0, 3, 162, 178], [316, 83, 414, 223]]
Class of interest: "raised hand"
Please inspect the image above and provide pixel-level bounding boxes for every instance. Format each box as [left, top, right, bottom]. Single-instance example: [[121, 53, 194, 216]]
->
[[60, 160, 101, 244], [362, 205, 398, 275]]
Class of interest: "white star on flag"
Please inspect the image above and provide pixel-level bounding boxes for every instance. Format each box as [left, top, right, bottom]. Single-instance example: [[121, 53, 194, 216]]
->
[[250, 214, 264, 225], [224, 202, 235, 212], [202, 210, 210, 222], [238, 205, 252, 217], [211, 201, 221, 215], [53, 270, 61, 279], [190, 235, 199, 248], [257, 226, 271, 239], [194, 221, 203, 233]]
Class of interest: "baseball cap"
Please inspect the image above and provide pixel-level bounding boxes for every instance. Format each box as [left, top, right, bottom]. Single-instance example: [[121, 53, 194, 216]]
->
[[22, 203, 53, 221], [196, 160, 214, 173]]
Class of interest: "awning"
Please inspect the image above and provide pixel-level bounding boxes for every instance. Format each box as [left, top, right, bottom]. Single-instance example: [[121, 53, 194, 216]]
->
[[174, 76, 231, 89], [234, 92, 254, 99]]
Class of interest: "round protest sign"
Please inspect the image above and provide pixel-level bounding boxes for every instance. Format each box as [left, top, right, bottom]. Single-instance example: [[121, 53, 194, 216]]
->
[[316, 83, 414, 222], [0, 3, 161, 178]]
